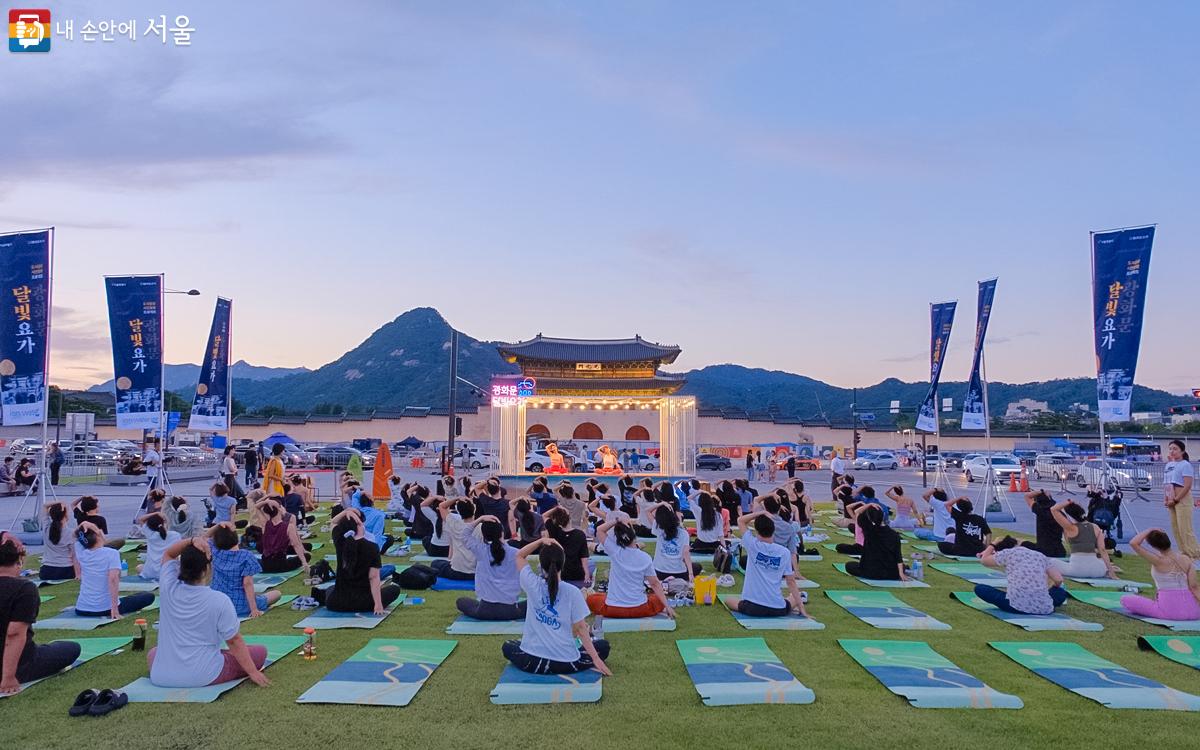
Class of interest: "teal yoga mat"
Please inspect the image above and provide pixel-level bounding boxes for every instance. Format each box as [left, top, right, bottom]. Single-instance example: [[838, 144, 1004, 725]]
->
[[951, 592, 1101, 631], [822, 543, 856, 556], [0, 636, 132, 699], [840, 639, 1021, 709], [292, 596, 405, 629], [239, 594, 297, 622], [36, 599, 160, 631], [296, 639, 457, 706], [252, 569, 301, 593], [490, 665, 602, 704], [913, 543, 977, 561], [1069, 589, 1200, 632], [1137, 636, 1200, 670], [123, 635, 306, 703], [826, 590, 950, 630], [118, 575, 159, 592], [719, 595, 824, 631], [678, 637, 814, 706], [600, 614, 676, 632], [445, 616, 524, 635], [991, 640, 1200, 710], [833, 563, 929, 588], [929, 562, 1007, 586]]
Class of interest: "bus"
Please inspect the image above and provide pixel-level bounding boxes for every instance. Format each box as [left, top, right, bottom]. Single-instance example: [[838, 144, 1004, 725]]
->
[[1106, 438, 1161, 462]]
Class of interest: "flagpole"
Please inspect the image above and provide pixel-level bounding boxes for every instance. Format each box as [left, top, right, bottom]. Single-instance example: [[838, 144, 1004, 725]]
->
[[226, 298, 233, 445], [1088, 231, 1112, 492], [38, 228, 55, 506]]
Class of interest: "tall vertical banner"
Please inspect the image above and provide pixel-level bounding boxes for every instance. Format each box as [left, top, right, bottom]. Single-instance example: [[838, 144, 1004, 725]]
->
[[960, 279, 998, 430], [105, 275, 164, 430], [915, 301, 956, 432], [189, 297, 232, 431], [1092, 227, 1154, 423], [0, 230, 51, 425]]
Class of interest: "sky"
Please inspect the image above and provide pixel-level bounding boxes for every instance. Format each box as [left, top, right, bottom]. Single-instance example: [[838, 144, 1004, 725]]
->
[[3, 1, 1198, 393]]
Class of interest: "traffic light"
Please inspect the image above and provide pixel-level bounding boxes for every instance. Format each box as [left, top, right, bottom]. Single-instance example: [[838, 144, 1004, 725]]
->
[[853, 432, 861, 447], [1192, 388, 1200, 399], [454, 417, 462, 436]]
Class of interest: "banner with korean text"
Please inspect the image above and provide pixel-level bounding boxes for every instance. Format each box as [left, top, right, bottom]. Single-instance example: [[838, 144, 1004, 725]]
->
[[105, 275, 163, 430], [960, 279, 997, 430], [915, 301, 956, 433], [0, 230, 51, 425], [189, 297, 231, 431], [1092, 227, 1154, 423]]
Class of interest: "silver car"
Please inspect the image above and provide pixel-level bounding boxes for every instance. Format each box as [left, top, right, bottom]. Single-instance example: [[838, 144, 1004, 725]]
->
[[1076, 459, 1152, 491], [963, 455, 1022, 482], [852, 452, 898, 471], [1032, 453, 1078, 482]]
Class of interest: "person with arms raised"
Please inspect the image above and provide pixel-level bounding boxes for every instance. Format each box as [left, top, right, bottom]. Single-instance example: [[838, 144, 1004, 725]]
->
[[0, 533, 81, 694], [722, 511, 809, 618]]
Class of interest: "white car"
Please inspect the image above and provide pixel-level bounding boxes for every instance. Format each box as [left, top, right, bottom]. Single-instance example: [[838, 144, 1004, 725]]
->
[[1032, 453, 1078, 481], [852, 452, 898, 471], [963, 455, 1022, 482], [923, 454, 939, 471], [1076, 459, 1152, 491], [526, 450, 592, 473]]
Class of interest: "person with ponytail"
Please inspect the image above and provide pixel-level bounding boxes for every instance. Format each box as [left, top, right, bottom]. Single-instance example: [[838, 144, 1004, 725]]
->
[[431, 497, 478, 581], [38, 502, 77, 581], [417, 495, 450, 557], [543, 506, 590, 589], [645, 502, 700, 581], [1119, 528, 1200, 620], [587, 512, 675, 620], [72, 521, 154, 619], [134, 512, 181, 581], [455, 516, 526, 621], [476, 478, 509, 534], [691, 492, 729, 553], [314, 509, 401, 615], [508, 497, 545, 547], [501, 537, 612, 676], [164, 495, 200, 539], [0, 533, 82, 694], [1164, 439, 1200, 558], [254, 497, 313, 576]]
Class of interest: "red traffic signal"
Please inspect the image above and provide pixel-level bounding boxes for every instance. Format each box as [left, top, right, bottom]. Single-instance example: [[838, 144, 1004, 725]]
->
[[1193, 388, 1200, 399]]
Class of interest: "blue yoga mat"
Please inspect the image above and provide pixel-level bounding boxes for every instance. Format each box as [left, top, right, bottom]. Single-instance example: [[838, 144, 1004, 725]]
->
[[490, 665, 602, 704], [293, 597, 405, 629], [445, 616, 524, 635], [951, 592, 1102, 632], [678, 638, 814, 706], [719, 595, 824, 631], [296, 639, 457, 706]]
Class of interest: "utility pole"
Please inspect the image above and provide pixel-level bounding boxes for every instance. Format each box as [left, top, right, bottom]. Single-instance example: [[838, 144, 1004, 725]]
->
[[445, 329, 459, 476], [851, 387, 858, 460]]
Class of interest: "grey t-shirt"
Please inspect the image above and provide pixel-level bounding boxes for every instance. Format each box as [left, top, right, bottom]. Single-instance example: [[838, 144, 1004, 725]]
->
[[40, 517, 75, 568], [770, 514, 799, 555], [465, 536, 520, 604]]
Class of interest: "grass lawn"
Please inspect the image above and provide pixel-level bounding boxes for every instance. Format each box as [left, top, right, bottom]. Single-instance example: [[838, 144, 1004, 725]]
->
[[5, 504, 1200, 750]]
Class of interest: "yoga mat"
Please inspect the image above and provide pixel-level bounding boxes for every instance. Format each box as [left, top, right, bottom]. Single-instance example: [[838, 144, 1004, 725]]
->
[[796, 552, 824, 562], [252, 569, 301, 593], [833, 563, 929, 588], [822, 543, 856, 556], [409, 554, 442, 563], [929, 562, 1008, 586], [677, 637, 814, 706], [826, 590, 950, 630], [0, 636, 132, 699], [1138, 636, 1200, 670], [239, 594, 297, 622], [430, 577, 475, 592], [600, 614, 676, 632], [490, 665, 602, 704], [914, 543, 977, 561], [119, 575, 160, 592], [1069, 589, 1200, 632], [719, 595, 824, 631], [293, 596, 405, 629], [951, 592, 1102, 631], [28, 577, 72, 587], [991, 640, 1200, 710], [296, 638, 457, 706], [119, 541, 145, 553], [839, 639, 1022, 709], [783, 577, 820, 590], [1066, 576, 1151, 589], [124, 635, 306, 703], [36, 600, 160, 631], [39, 595, 53, 603], [445, 616, 524, 635]]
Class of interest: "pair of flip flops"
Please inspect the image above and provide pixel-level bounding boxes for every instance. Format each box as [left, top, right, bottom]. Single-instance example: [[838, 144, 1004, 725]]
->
[[69, 688, 128, 717]]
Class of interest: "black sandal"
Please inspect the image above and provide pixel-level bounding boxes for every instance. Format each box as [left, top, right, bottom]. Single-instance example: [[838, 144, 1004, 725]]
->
[[69, 689, 99, 717], [88, 688, 128, 716]]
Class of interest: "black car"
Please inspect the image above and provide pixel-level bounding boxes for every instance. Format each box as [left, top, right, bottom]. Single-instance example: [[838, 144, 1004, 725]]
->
[[315, 445, 370, 469], [696, 453, 732, 470]]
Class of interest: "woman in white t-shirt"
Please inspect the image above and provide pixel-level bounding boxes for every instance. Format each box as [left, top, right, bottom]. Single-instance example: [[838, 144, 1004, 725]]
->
[[38, 502, 77, 582], [501, 537, 611, 676], [646, 503, 700, 581], [418, 496, 450, 557], [135, 512, 181, 581], [691, 492, 729, 553], [457, 516, 526, 621], [148, 536, 269, 688], [586, 513, 675, 620], [432, 498, 477, 581], [72, 522, 155, 619], [1164, 440, 1200, 558]]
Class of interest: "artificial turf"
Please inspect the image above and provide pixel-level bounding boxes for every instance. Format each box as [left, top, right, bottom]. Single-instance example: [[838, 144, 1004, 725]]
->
[[5, 504, 1200, 750]]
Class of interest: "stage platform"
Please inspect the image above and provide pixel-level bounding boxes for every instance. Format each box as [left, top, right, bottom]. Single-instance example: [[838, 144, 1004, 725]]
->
[[496, 473, 694, 492]]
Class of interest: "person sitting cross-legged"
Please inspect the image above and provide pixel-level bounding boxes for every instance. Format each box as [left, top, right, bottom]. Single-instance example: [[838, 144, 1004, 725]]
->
[[0, 532, 81, 695], [974, 536, 1068, 615], [723, 511, 809, 618]]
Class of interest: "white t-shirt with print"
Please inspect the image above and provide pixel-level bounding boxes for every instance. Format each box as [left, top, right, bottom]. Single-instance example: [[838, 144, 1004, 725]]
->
[[739, 532, 793, 610], [517, 566, 590, 663], [651, 523, 689, 575]]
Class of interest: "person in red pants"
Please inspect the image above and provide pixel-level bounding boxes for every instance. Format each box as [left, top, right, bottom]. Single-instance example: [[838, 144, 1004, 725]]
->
[[586, 513, 675, 621]]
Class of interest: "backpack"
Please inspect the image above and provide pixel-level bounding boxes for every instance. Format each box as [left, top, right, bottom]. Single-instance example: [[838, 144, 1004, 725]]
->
[[310, 559, 335, 583], [397, 564, 438, 590], [711, 540, 734, 575]]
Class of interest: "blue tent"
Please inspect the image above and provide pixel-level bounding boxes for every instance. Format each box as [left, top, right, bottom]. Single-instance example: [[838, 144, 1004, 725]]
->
[[262, 431, 299, 447], [398, 436, 424, 448]]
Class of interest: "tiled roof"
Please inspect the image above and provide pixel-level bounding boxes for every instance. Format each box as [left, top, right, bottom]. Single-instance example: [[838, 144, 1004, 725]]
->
[[533, 376, 686, 393], [233, 415, 270, 426], [496, 335, 681, 364]]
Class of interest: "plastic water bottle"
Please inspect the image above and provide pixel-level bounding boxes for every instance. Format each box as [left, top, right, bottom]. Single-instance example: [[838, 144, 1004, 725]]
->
[[911, 554, 924, 581], [592, 617, 604, 641], [120, 559, 129, 576]]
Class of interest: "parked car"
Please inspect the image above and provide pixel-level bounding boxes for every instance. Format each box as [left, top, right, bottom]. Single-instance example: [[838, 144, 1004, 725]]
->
[[696, 453, 732, 471], [7, 438, 43, 455], [625, 453, 658, 471], [453, 448, 497, 470], [315, 445, 374, 469], [1032, 453, 1079, 481], [1076, 459, 1152, 491], [853, 452, 898, 471], [963, 455, 1022, 482], [776, 454, 820, 471], [524, 450, 590, 473], [923, 453, 940, 471]]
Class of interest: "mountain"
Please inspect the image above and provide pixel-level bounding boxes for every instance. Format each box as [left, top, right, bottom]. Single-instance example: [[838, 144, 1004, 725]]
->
[[230, 308, 518, 411], [88, 360, 310, 395]]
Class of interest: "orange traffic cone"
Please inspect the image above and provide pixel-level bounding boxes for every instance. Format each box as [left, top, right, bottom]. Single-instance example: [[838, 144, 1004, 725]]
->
[[1008, 472, 1019, 493], [1019, 467, 1030, 492]]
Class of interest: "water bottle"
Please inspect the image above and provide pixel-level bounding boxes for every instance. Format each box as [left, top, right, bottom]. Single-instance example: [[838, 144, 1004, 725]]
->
[[592, 617, 604, 641], [120, 559, 129, 577], [302, 627, 317, 661], [132, 619, 148, 651], [911, 554, 924, 581]]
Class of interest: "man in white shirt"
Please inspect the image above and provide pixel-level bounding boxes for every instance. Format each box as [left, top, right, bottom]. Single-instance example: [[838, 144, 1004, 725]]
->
[[830, 450, 846, 499], [143, 439, 162, 491]]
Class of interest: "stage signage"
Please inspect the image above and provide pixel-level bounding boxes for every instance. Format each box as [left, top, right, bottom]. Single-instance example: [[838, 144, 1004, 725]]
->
[[105, 275, 163, 430], [1092, 227, 1153, 423], [491, 376, 536, 407], [0, 230, 50, 425]]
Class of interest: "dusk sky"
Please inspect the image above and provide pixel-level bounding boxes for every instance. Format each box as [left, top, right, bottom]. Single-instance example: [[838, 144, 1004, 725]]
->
[[3, 2, 1197, 393]]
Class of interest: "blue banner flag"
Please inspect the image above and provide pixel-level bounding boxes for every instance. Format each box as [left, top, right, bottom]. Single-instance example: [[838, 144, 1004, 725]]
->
[[0, 230, 51, 425], [961, 279, 998, 430], [1092, 227, 1154, 423], [105, 275, 163, 430], [189, 297, 232, 431], [915, 301, 956, 433]]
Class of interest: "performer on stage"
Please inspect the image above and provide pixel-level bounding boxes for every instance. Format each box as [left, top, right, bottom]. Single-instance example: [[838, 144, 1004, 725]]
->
[[545, 443, 569, 474], [595, 445, 622, 475]]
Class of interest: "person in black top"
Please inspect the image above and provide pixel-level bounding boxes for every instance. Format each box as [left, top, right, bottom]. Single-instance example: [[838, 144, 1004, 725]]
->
[[242, 445, 259, 487], [938, 498, 991, 557], [844, 505, 906, 581], [313, 509, 400, 615], [786, 454, 796, 479], [543, 506, 590, 588], [0, 532, 81, 694], [475, 479, 509, 536], [1022, 490, 1067, 558], [13, 459, 35, 489]]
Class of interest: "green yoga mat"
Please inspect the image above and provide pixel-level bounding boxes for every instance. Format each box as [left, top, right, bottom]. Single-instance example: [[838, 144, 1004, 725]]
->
[[826, 590, 950, 630], [840, 639, 1022, 709], [297, 639, 457, 706], [951, 591, 1101, 631], [1138, 636, 1200, 670], [123, 635, 306, 703], [251, 569, 301, 593], [719, 595, 824, 631], [445, 616, 524, 635], [491, 665, 603, 704], [991, 640, 1200, 710], [1069, 589, 1200, 632], [678, 637, 814, 705], [914, 543, 977, 561], [39, 595, 53, 603], [239, 594, 297, 622], [833, 563, 929, 588], [0, 636, 132, 699], [929, 562, 1007, 586], [36, 599, 160, 631]]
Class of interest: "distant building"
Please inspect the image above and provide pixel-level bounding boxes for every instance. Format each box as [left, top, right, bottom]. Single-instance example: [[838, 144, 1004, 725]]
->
[[1132, 411, 1169, 426], [1170, 413, 1200, 426], [1004, 399, 1050, 423], [1067, 402, 1093, 415]]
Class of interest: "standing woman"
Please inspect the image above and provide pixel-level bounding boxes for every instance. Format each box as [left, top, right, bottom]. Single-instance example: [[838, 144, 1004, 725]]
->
[[72, 522, 155, 619], [221, 446, 244, 500], [1120, 528, 1200, 621], [1164, 440, 1200, 558], [1048, 500, 1118, 579], [501, 537, 611, 676], [262, 444, 286, 498], [543, 506, 590, 589], [456, 516, 526, 621], [38, 502, 78, 582]]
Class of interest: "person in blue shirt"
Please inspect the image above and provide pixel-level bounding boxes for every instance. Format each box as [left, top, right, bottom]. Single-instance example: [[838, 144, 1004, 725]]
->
[[529, 477, 558, 515], [357, 495, 395, 556], [853, 486, 890, 522]]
